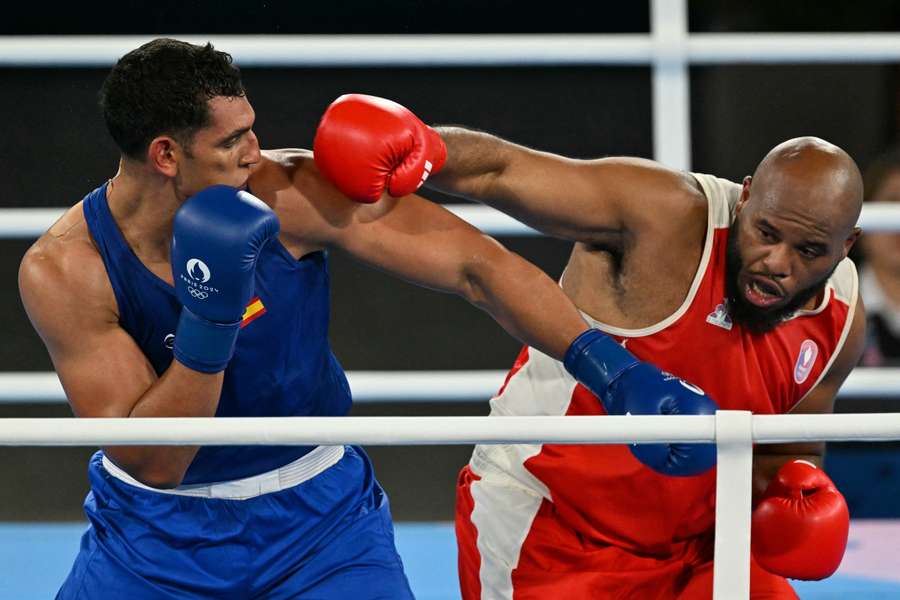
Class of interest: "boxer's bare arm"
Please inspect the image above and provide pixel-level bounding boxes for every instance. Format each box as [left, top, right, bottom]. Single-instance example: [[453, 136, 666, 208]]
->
[[267, 153, 590, 360], [751, 295, 866, 502], [430, 127, 704, 243], [18, 218, 223, 488]]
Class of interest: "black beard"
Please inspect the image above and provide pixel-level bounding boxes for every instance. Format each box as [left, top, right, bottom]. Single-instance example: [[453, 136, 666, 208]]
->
[[724, 223, 835, 334]]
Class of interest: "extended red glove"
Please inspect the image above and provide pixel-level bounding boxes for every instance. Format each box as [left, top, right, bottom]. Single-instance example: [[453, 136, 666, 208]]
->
[[313, 94, 447, 203], [751, 459, 849, 580]]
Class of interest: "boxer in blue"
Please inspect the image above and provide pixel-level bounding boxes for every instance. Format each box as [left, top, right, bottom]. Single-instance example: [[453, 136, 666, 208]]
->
[[19, 39, 717, 598]]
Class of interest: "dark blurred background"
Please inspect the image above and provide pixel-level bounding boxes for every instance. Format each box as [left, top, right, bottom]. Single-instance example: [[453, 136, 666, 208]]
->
[[2, 1, 899, 522]]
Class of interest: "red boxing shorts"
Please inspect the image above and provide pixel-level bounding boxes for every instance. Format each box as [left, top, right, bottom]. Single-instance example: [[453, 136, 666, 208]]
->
[[456, 465, 797, 600]]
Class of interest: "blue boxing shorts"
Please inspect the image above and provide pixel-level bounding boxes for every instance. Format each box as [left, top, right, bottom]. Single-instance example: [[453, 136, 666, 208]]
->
[[56, 446, 414, 599]]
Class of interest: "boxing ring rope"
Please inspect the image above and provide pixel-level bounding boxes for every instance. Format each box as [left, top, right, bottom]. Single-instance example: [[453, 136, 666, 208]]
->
[[4, 202, 900, 239], [1, 411, 900, 599], [2, 412, 899, 448], [1, 368, 897, 404], [4, 32, 900, 67]]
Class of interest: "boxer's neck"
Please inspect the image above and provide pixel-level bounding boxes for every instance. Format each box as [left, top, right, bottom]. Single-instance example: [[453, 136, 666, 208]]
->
[[105, 159, 179, 264]]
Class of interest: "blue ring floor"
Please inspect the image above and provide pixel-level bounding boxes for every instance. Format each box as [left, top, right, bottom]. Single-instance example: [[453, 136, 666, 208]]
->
[[2, 521, 899, 599]]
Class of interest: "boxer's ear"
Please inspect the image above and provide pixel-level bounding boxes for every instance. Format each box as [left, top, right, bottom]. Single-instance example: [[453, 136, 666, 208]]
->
[[147, 136, 180, 178], [736, 176, 752, 214]]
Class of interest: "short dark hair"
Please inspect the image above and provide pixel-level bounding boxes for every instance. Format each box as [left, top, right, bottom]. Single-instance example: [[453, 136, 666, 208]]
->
[[99, 38, 245, 159]]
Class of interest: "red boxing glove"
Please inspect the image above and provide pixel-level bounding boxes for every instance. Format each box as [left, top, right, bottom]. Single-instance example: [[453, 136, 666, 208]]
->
[[313, 94, 447, 203], [751, 459, 849, 580]]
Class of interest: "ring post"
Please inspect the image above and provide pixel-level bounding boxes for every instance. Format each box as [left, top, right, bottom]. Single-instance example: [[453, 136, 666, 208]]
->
[[713, 410, 753, 600]]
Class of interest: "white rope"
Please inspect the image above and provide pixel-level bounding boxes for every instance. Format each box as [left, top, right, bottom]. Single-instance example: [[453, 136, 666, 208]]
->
[[445, 205, 543, 237], [0, 208, 67, 238], [4, 33, 900, 67], [0, 412, 899, 446], [834, 368, 900, 399], [753, 412, 900, 443], [0, 368, 897, 404], [689, 33, 900, 64], [5, 203, 900, 239], [0, 34, 654, 67], [0, 415, 714, 446]]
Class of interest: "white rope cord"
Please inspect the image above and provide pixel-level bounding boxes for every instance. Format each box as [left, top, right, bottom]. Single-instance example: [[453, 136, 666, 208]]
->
[[0, 412, 898, 446], [0, 368, 897, 403], [3, 33, 900, 67], [4, 203, 900, 239], [0, 34, 653, 67], [689, 33, 900, 64], [0, 415, 709, 446], [0, 208, 67, 238]]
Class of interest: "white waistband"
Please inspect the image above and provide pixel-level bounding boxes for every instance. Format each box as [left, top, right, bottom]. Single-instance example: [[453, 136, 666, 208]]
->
[[101, 445, 345, 500]]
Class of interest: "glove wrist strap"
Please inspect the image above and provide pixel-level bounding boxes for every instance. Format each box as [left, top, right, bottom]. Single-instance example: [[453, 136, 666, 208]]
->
[[173, 308, 240, 374], [563, 329, 640, 410]]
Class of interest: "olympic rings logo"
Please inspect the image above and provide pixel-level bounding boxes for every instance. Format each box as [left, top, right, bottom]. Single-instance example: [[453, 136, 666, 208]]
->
[[188, 288, 209, 300]]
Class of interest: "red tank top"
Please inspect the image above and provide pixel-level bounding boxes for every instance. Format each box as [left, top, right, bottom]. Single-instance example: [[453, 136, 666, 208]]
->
[[469, 173, 858, 556]]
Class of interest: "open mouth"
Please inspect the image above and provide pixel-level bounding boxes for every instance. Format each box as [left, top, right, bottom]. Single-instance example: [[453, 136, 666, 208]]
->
[[743, 275, 784, 308]]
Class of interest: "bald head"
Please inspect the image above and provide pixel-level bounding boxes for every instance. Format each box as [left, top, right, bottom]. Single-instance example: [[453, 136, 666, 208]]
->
[[725, 137, 863, 332], [751, 136, 863, 236], [725, 137, 862, 332]]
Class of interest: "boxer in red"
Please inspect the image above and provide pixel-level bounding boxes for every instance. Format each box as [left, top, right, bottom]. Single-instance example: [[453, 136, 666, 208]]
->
[[314, 95, 863, 599]]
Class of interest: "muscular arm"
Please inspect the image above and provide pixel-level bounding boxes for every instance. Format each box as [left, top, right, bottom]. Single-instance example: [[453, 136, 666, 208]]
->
[[430, 127, 703, 243], [280, 158, 591, 360], [751, 294, 866, 502], [19, 233, 222, 488]]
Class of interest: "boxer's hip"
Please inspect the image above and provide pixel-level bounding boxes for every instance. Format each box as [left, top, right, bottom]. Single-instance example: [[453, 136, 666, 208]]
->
[[82, 446, 386, 579]]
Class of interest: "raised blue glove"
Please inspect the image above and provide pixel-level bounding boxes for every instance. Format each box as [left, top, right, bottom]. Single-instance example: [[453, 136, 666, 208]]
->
[[563, 329, 717, 476], [171, 185, 280, 373]]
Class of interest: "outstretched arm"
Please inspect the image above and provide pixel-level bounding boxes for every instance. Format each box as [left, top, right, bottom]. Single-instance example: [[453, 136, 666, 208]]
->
[[432, 127, 701, 242], [290, 169, 590, 360], [313, 94, 703, 244]]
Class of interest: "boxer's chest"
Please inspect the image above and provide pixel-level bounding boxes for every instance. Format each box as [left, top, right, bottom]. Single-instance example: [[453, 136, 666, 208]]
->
[[564, 240, 704, 330]]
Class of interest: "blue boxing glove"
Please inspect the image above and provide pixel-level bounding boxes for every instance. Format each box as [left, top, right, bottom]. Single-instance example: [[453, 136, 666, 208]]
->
[[563, 329, 717, 476], [171, 185, 280, 373]]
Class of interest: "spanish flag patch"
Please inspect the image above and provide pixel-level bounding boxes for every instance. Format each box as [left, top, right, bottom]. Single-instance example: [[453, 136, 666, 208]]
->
[[240, 296, 266, 328]]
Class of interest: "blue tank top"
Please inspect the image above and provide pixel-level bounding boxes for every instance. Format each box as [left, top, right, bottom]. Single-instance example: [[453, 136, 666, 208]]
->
[[83, 182, 352, 484]]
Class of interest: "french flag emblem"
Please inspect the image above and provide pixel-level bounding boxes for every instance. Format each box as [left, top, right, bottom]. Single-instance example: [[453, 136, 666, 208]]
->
[[794, 339, 819, 384]]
